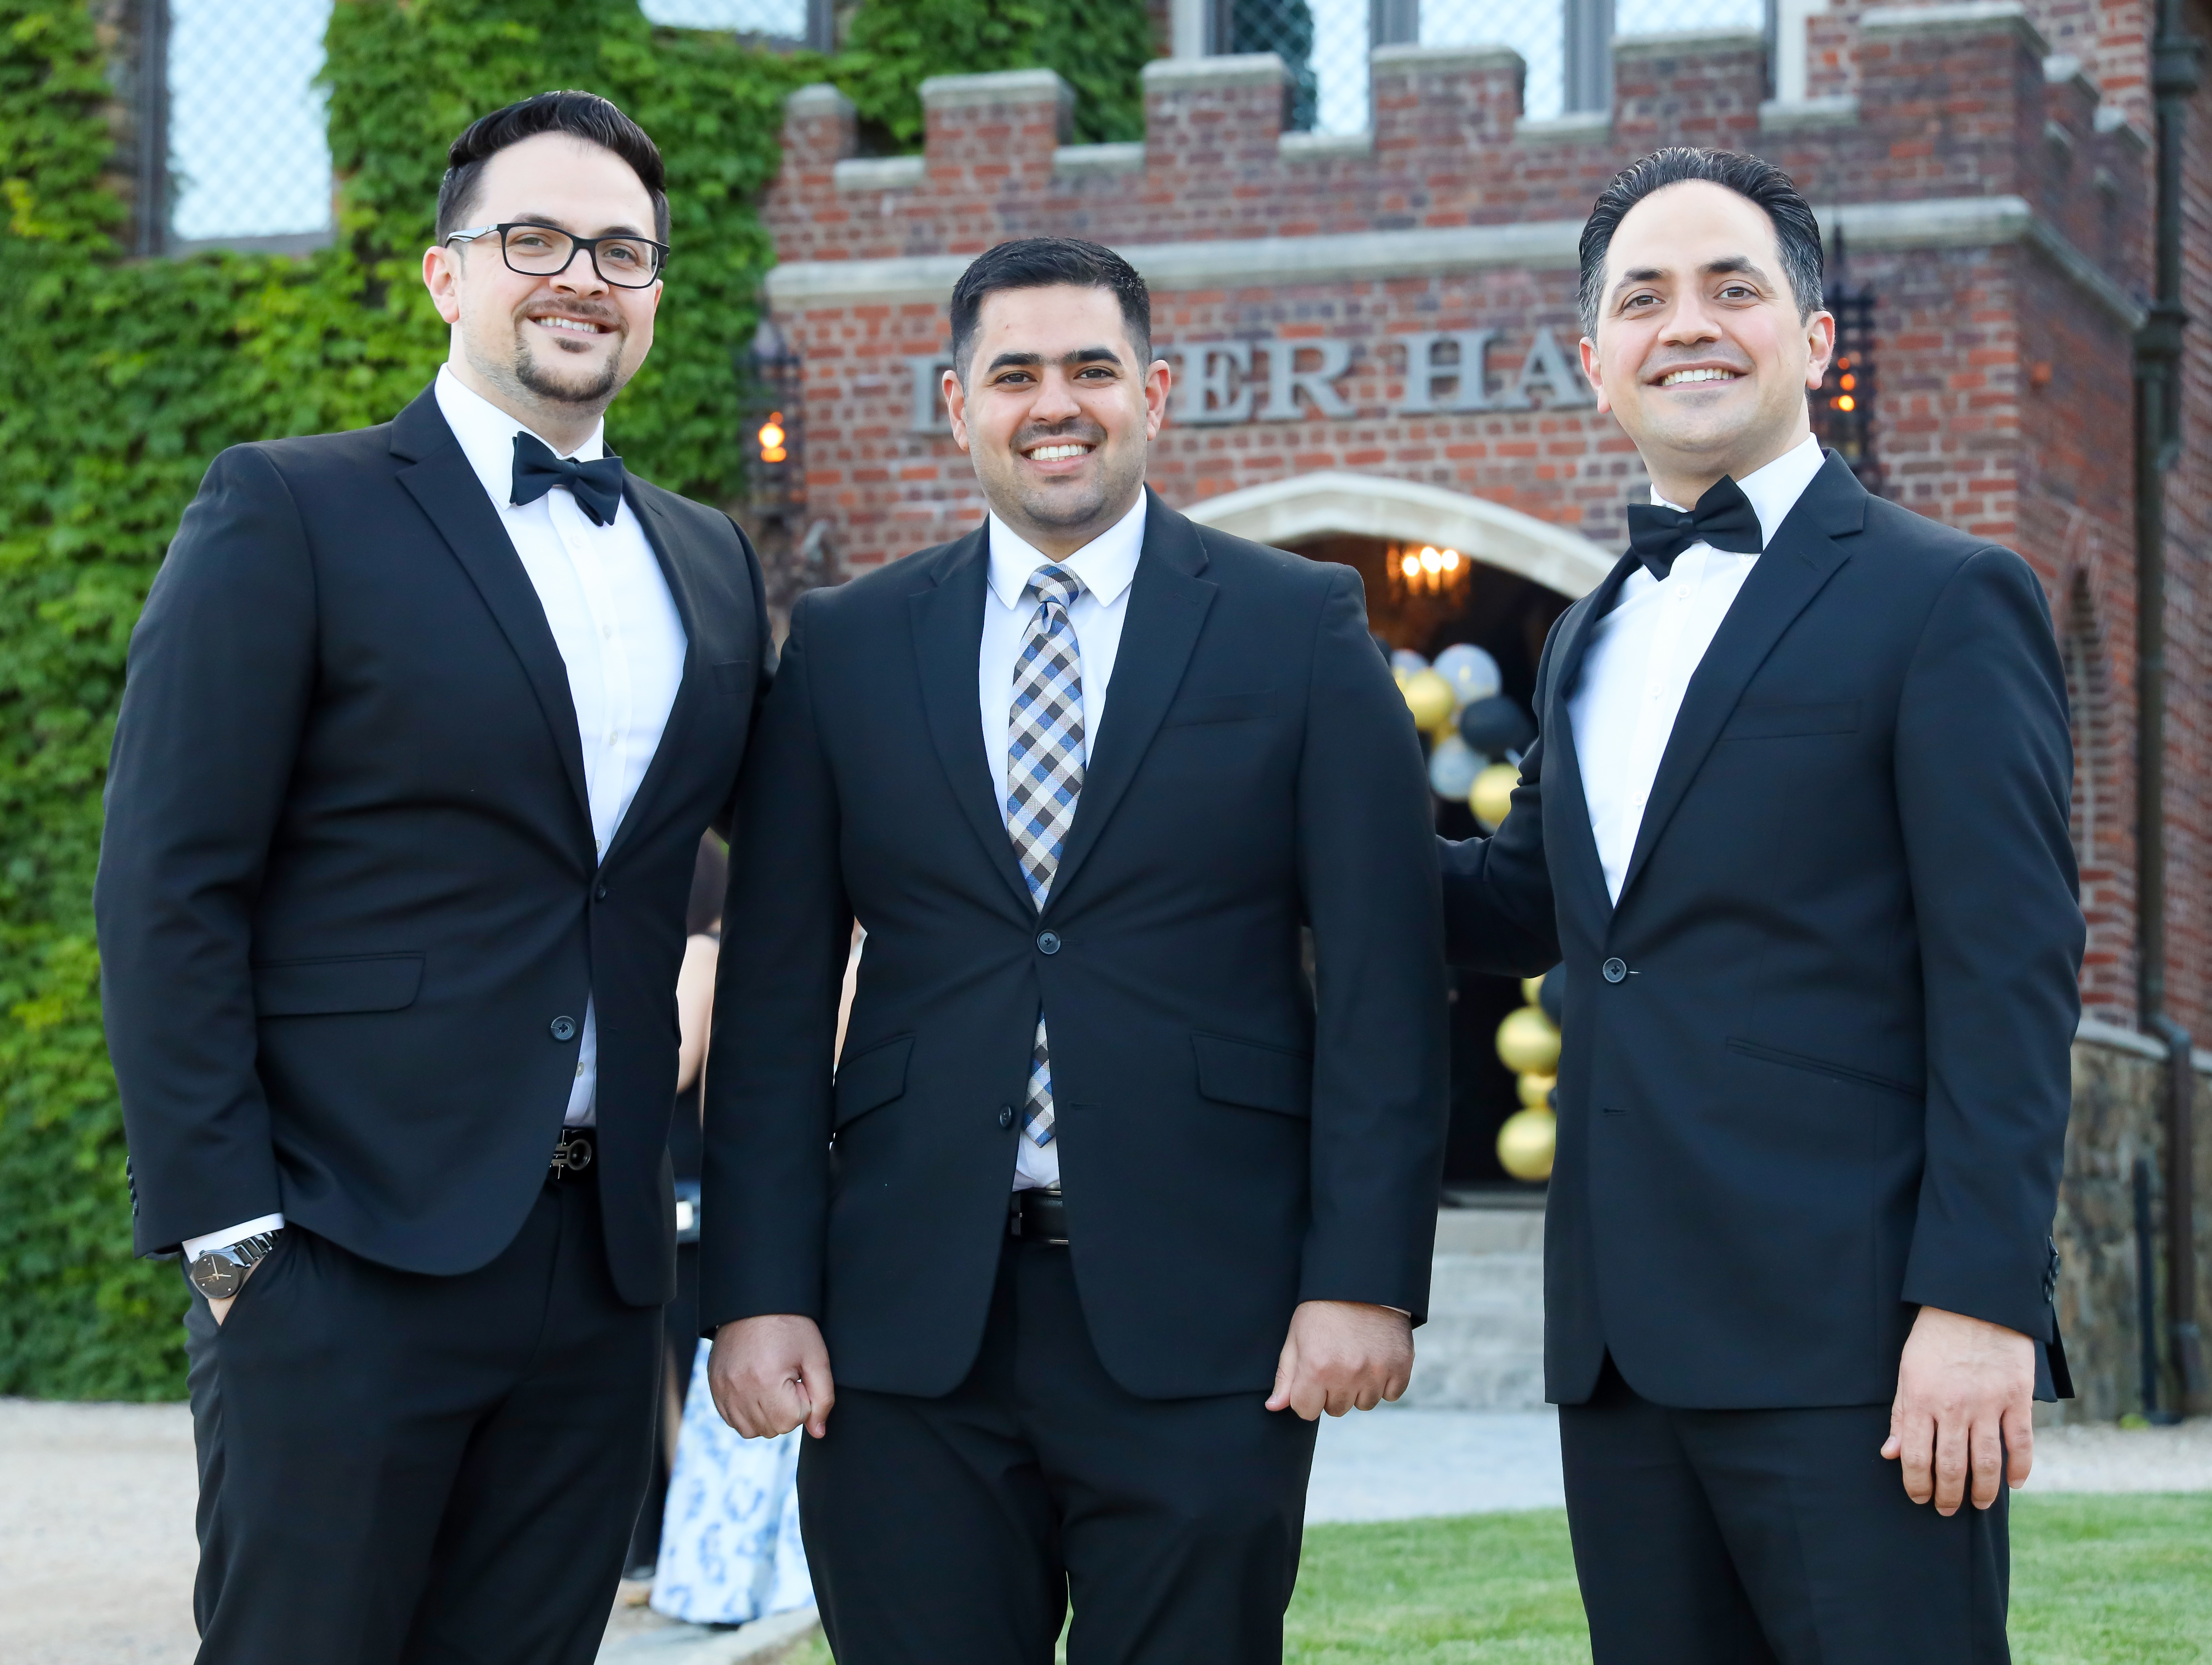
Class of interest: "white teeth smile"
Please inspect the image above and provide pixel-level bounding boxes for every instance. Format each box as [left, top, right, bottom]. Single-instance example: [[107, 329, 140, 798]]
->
[[534, 316, 606, 335], [1027, 443, 1090, 461], [1661, 367, 1738, 386]]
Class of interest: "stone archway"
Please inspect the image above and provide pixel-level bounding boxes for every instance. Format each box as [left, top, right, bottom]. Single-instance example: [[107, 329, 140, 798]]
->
[[1179, 470, 1615, 600]]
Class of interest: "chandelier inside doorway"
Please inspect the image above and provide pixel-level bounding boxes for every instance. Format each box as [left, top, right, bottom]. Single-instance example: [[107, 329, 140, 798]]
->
[[1386, 541, 1472, 598]]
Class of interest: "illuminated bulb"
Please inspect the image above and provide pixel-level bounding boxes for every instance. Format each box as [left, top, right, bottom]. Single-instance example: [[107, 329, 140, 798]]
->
[[1401, 553, 1422, 579], [1840, 374, 1856, 391], [758, 413, 788, 463], [1420, 546, 1442, 574], [1441, 549, 1461, 572], [1836, 395, 1855, 412]]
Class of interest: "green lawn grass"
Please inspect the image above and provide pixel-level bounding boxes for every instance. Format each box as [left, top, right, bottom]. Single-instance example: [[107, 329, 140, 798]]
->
[[784, 1492, 2212, 1663]]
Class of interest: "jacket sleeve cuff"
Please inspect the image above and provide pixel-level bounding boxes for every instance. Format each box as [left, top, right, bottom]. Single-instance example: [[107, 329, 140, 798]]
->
[[181, 1213, 286, 1261]]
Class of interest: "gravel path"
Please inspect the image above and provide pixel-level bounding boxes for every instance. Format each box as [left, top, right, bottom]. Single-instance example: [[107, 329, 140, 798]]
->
[[10, 1397, 2210, 1663]]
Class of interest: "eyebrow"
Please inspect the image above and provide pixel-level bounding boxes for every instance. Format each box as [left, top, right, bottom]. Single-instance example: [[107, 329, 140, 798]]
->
[[983, 346, 1127, 374], [1610, 255, 1773, 305], [510, 213, 654, 239]]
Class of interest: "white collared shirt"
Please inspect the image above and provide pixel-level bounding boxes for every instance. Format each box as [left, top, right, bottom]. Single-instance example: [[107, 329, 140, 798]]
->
[[1567, 435, 1826, 905], [181, 371, 686, 1263], [977, 490, 1147, 1191]]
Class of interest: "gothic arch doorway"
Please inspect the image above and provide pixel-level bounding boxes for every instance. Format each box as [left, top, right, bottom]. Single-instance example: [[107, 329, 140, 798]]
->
[[1183, 472, 1616, 1192]]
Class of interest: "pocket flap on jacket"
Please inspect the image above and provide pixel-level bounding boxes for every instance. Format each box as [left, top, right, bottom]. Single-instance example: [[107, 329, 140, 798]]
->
[[1720, 700, 1860, 740], [834, 1034, 915, 1129], [253, 954, 423, 1018], [1192, 1033, 1312, 1118]]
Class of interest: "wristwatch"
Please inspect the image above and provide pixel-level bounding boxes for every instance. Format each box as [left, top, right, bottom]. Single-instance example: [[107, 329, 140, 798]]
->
[[187, 1231, 283, 1301]]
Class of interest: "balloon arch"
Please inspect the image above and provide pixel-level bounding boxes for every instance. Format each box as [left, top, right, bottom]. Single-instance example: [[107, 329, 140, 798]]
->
[[1176, 470, 1614, 602]]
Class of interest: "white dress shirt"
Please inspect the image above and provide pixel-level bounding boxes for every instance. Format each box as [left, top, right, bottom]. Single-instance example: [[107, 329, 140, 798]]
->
[[180, 370, 687, 1263], [1567, 435, 1827, 905], [978, 490, 1147, 1191]]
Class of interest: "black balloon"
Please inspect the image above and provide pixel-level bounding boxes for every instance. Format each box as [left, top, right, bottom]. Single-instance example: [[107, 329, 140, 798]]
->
[[1459, 695, 1535, 755], [1538, 963, 1565, 1026]]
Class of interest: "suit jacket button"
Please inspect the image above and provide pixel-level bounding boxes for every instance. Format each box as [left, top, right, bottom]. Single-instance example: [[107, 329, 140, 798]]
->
[[1602, 957, 1627, 984], [593, 884, 608, 902], [550, 1015, 578, 1041], [998, 1105, 1016, 1129], [1037, 931, 1061, 955]]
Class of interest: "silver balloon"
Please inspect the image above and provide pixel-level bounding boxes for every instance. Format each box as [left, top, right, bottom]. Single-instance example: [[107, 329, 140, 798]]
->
[[1427, 735, 1482, 800], [1432, 643, 1502, 708]]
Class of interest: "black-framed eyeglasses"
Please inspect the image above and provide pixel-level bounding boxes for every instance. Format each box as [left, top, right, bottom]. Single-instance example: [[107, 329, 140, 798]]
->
[[445, 222, 669, 288]]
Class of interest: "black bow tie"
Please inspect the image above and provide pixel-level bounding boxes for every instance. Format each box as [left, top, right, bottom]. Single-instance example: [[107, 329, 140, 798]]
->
[[510, 431, 626, 527], [1624, 475, 1764, 580]]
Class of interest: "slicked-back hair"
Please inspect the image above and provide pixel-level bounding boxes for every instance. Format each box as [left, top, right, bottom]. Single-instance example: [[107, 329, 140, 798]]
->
[[436, 91, 670, 247], [1578, 147, 1825, 339], [949, 238, 1154, 382]]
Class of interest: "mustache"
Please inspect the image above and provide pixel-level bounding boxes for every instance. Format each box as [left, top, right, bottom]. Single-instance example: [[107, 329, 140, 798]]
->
[[1012, 420, 1107, 449], [518, 299, 624, 332]]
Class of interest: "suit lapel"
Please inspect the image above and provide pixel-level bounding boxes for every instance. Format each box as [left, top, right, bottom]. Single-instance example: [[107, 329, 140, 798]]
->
[[389, 388, 592, 835], [1540, 553, 1638, 920], [599, 485, 704, 868], [1611, 454, 1868, 910], [1043, 496, 1216, 913], [910, 528, 1038, 917]]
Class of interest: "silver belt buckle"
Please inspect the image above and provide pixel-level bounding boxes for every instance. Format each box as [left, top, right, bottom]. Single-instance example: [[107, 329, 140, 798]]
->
[[550, 1130, 594, 1175]]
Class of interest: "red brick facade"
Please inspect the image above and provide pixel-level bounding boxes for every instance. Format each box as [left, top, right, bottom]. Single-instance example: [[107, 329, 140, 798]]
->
[[758, 0, 2209, 1038]]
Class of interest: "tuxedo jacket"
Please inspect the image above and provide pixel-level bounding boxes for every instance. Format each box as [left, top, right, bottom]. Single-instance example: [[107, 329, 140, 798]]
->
[[1442, 454, 2083, 1408], [700, 492, 1449, 1400], [96, 386, 770, 1307]]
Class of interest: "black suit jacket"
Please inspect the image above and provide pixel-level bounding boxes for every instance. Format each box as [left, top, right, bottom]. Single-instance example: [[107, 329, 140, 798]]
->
[[96, 385, 770, 1307], [1442, 454, 2083, 1408], [700, 492, 1448, 1399]]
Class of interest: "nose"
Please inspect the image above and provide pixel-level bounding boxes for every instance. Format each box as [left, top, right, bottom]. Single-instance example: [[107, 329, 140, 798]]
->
[[549, 247, 609, 298], [1656, 289, 1722, 346], [1029, 368, 1083, 423]]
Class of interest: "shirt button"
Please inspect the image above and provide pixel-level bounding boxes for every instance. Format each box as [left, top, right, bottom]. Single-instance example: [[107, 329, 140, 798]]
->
[[1037, 931, 1061, 955], [1601, 958, 1628, 984], [998, 1105, 1016, 1129], [550, 1015, 578, 1041]]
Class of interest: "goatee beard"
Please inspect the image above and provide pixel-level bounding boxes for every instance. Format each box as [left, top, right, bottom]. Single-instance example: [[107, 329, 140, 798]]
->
[[514, 339, 624, 407]]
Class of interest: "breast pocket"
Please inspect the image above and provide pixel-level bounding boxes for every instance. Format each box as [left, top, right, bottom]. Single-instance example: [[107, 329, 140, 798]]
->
[[1161, 689, 1277, 729], [1720, 700, 1860, 741]]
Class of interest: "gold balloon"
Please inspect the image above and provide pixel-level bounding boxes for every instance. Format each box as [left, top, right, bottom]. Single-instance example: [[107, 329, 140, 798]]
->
[[1517, 1070, 1556, 1108], [1496, 1005, 1562, 1074], [1496, 1107, 1557, 1182], [1519, 975, 1545, 1007], [1470, 762, 1518, 830], [1393, 665, 1412, 692], [1402, 669, 1456, 733]]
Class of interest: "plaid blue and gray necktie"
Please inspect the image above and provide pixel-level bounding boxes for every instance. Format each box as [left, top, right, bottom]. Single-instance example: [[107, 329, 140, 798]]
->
[[1005, 564, 1085, 1155]]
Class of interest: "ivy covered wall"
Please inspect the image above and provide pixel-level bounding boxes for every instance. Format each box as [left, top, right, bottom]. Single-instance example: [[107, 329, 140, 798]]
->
[[0, 0, 1156, 1400]]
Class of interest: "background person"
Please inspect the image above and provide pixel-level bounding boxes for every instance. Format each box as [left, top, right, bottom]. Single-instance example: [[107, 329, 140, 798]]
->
[[95, 91, 771, 1665], [1439, 147, 2083, 1663], [699, 236, 1450, 1665]]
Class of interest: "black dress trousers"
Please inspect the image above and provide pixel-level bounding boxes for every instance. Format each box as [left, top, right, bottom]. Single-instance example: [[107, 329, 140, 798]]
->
[[799, 1235, 1320, 1665], [1560, 1358, 2011, 1665], [183, 1178, 661, 1665]]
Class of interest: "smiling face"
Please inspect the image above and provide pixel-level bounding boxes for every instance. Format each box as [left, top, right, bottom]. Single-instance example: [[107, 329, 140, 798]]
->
[[422, 131, 662, 446], [1580, 179, 1833, 503], [943, 284, 1171, 559]]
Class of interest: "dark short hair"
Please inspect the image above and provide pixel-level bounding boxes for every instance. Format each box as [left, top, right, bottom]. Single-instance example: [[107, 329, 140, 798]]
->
[[1577, 148, 1825, 338], [436, 91, 670, 247], [948, 237, 1154, 381]]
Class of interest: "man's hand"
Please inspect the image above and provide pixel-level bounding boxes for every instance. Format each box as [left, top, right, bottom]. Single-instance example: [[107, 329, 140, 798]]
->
[[708, 1314, 836, 1440], [1881, 1305, 2036, 1514], [1265, 1300, 1414, 1420], [205, 1259, 263, 1326]]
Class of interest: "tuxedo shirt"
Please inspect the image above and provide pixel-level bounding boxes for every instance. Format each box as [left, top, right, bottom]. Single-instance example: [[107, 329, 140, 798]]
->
[[180, 370, 686, 1260], [977, 492, 1146, 1191], [1568, 434, 1825, 902]]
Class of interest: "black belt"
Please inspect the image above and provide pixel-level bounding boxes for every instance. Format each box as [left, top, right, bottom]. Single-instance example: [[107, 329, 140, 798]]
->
[[548, 1125, 598, 1183], [1008, 1188, 1067, 1245]]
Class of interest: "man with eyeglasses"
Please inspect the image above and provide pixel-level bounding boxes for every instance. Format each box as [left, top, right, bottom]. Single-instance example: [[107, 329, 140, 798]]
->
[[95, 90, 770, 1665]]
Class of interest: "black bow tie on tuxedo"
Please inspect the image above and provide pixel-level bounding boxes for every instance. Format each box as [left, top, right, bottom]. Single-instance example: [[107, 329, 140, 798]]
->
[[1624, 474, 1764, 580], [510, 431, 626, 527]]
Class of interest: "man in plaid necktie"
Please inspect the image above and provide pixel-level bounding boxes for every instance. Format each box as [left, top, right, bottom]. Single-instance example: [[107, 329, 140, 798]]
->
[[703, 238, 1447, 1665]]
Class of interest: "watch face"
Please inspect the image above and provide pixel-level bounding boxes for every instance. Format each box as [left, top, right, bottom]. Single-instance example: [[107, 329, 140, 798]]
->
[[189, 1252, 245, 1301]]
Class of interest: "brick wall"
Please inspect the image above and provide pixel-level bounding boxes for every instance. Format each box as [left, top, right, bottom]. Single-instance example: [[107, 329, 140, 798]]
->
[[760, 2, 2211, 1038]]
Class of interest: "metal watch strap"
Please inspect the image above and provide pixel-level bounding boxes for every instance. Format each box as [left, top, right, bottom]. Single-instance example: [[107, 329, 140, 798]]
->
[[187, 1229, 281, 1299]]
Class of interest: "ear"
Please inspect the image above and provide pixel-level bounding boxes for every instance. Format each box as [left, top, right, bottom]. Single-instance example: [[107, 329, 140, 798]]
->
[[1579, 333, 1611, 418], [423, 244, 463, 326], [941, 367, 970, 453], [1143, 358, 1172, 441], [1801, 308, 1838, 390]]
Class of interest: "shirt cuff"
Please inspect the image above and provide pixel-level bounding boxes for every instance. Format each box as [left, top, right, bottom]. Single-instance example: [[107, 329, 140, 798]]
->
[[182, 1213, 286, 1261]]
